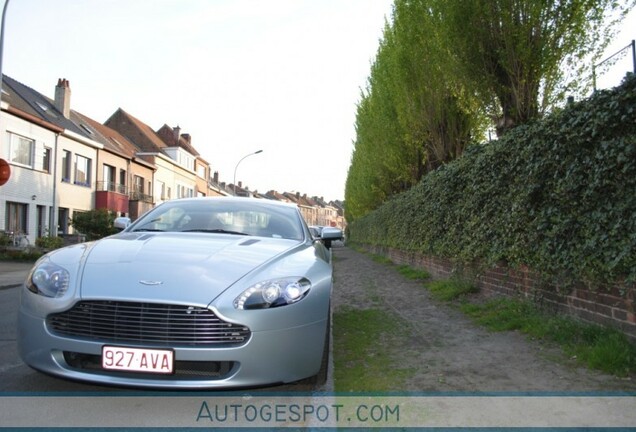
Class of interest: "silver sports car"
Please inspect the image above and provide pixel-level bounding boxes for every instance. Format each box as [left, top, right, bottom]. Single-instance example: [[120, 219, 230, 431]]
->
[[18, 197, 339, 389]]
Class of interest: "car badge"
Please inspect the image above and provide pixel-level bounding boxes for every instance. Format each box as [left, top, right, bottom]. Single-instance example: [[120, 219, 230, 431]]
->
[[139, 280, 164, 286]]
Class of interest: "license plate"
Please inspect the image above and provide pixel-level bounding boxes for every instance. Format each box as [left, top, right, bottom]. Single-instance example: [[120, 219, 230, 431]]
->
[[102, 346, 174, 374]]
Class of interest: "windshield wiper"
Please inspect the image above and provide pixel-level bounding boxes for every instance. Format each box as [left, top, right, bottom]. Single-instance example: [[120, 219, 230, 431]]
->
[[131, 218, 164, 232], [181, 229, 249, 236]]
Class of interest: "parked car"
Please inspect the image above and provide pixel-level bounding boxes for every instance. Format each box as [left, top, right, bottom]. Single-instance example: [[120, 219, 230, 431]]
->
[[18, 197, 334, 389]]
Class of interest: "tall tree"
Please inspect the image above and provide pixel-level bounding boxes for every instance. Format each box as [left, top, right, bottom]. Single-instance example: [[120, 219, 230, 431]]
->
[[345, 0, 633, 222], [346, 0, 487, 221], [390, 0, 487, 171], [436, 0, 634, 135]]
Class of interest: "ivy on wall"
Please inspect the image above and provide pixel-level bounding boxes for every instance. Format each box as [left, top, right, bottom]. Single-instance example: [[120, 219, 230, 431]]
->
[[348, 75, 636, 287]]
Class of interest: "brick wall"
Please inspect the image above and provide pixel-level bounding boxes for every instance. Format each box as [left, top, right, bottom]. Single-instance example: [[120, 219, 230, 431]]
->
[[362, 245, 636, 343]]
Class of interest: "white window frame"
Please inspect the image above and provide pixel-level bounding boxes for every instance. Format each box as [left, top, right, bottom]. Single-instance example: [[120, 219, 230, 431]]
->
[[39, 146, 52, 173], [7, 132, 34, 168], [74, 154, 92, 187], [61, 150, 72, 182]]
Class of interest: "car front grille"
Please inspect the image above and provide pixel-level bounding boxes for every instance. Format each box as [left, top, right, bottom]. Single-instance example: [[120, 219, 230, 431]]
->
[[47, 300, 251, 347]]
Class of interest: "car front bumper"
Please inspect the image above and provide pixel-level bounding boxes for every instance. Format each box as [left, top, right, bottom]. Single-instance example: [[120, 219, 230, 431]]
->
[[18, 308, 328, 389]]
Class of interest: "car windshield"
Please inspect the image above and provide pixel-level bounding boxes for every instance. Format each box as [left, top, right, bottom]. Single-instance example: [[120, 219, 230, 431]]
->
[[131, 199, 304, 241]]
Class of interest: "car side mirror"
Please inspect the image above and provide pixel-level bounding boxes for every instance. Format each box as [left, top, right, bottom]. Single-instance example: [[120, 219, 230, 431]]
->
[[320, 227, 343, 249], [113, 217, 131, 231]]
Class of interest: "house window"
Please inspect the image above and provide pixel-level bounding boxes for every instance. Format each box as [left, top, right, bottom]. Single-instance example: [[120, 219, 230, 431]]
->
[[156, 181, 166, 200], [58, 207, 69, 235], [37, 205, 46, 237], [61, 150, 71, 182], [5, 201, 28, 234], [177, 184, 193, 198], [129, 176, 146, 201], [40, 147, 51, 173], [119, 169, 127, 194], [8, 133, 34, 167], [74, 154, 91, 186], [133, 175, 144, 193], [103, 164, 116, 191], [197, 163, 206, 179], [177, 151, 194, 171]]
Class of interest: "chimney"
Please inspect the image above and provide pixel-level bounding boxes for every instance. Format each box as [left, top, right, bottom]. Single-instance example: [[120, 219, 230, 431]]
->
[[54, 78, 71, 118], [213, 171, 219, 183], [173, 126, 181, 143], [181, 133, 191, 144]]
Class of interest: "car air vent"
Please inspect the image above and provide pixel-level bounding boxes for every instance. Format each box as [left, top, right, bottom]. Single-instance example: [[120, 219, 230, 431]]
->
[[47, 301, 251, 347], [116, 233, 143, 240]]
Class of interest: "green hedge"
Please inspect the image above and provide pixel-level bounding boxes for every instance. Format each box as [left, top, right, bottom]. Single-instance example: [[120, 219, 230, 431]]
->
[[348, 74, 636, 286]]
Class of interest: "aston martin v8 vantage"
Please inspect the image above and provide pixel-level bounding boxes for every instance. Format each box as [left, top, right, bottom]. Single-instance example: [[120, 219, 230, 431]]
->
[[18, 197, 339, 389]]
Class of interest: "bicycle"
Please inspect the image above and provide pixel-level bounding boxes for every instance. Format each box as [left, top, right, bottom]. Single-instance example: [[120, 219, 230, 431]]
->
[[8, 231, 30, 247]]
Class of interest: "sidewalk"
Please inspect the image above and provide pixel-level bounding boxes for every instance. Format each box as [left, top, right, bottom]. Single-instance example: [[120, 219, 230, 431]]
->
[[0, 261, 33, 289]]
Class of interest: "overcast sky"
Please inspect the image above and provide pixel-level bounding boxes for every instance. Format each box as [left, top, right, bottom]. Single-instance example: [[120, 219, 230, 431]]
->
[[2, 1, 634, 202]]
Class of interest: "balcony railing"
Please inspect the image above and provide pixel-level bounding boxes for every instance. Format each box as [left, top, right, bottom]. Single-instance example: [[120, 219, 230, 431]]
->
[[128, 190, 154, 203], [96, 181, 127, 195], [96, 181, 153, 203]]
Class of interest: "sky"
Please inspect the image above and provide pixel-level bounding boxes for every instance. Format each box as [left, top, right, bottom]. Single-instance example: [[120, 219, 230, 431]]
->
[[1, 0, 394, 202], [1, 1, 634, 202]]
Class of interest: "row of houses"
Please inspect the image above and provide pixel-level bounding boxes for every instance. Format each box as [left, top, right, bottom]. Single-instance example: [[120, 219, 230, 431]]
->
[[0, 75, 345, 245]]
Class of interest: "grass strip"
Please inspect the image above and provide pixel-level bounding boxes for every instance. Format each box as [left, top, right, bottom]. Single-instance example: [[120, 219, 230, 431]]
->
[[426, 276, 636, 377], [397, 265, 430, 280], [333, 306, 414, 391], [426, 277, 478, 301], [460, 297, 636, 377]]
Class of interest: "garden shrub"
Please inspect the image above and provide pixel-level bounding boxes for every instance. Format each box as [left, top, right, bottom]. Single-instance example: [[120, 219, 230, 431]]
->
[[35, 235, 65, 250]]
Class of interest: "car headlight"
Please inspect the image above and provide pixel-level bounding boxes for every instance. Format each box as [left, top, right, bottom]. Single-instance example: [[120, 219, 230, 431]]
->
[[26, 261, 70, 298], [234, 277, 311, 310]]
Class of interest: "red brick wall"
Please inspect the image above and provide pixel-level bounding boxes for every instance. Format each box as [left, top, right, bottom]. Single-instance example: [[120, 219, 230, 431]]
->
[[362, 245, 636, 343]]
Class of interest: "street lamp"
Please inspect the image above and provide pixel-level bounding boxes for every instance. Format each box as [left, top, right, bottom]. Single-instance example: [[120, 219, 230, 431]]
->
[[233, 149, 263, 196], [0, 0, 10, 102], [0, 1, 11, 121]]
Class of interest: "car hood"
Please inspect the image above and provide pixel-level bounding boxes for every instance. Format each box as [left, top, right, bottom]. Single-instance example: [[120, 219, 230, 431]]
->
[[79, 232, 299, 304]]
